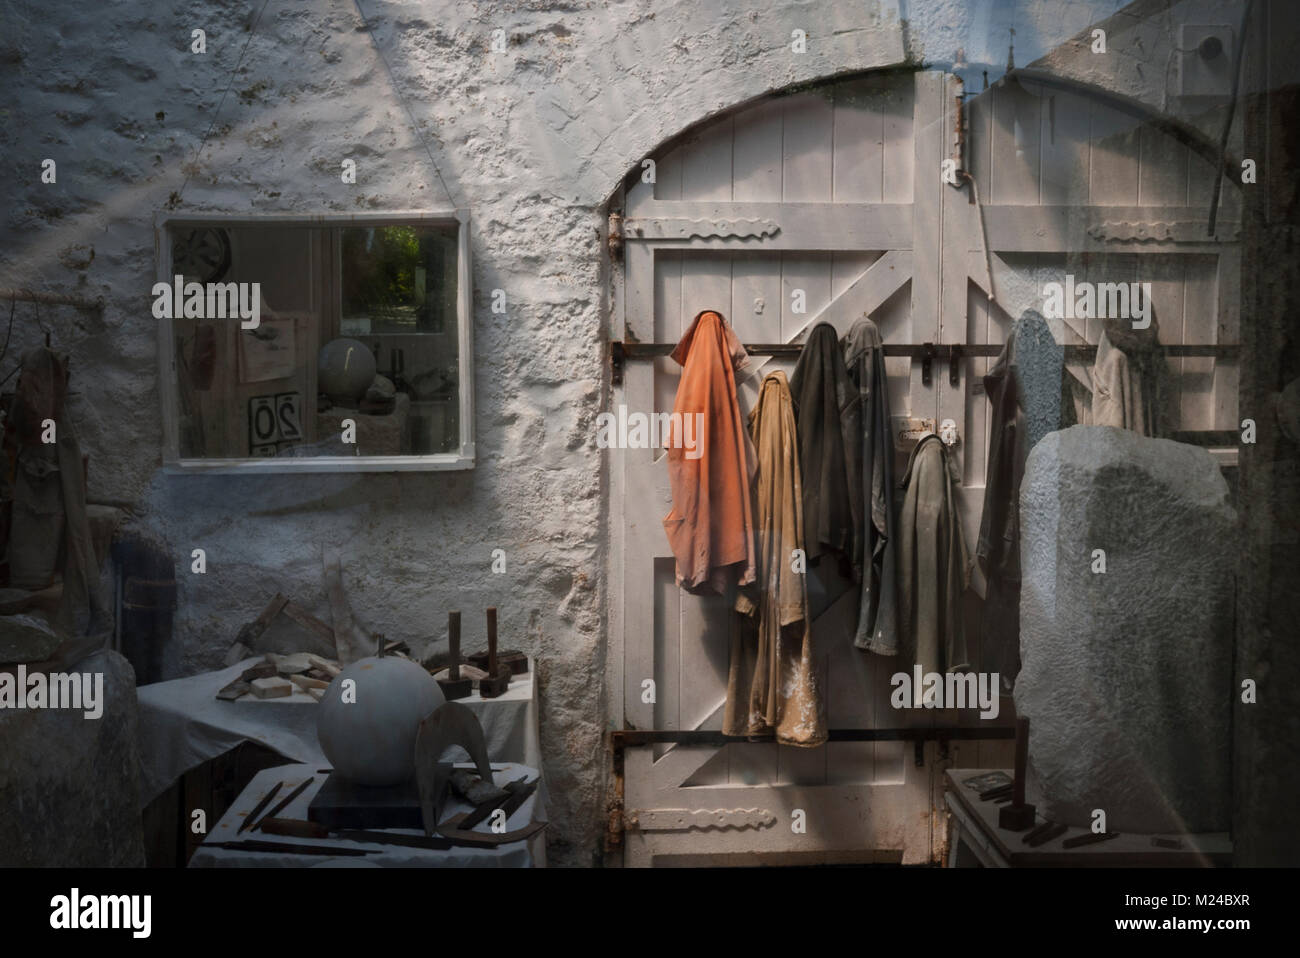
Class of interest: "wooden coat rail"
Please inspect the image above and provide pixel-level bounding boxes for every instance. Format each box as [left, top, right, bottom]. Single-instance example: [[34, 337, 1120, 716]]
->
[[610, 339, 1243, 446], [610, 339, 1240, 388]]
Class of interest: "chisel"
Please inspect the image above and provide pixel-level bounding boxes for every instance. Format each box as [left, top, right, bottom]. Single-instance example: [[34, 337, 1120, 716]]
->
[[335, 829, 454, 850], [254, 777, 315, 831], [1062, 830, 1121, 849], [459, 776, 529, 830], [1024, 821, 1068, 847], [211, 839, 369, 856], [237, 781, 283, 834]]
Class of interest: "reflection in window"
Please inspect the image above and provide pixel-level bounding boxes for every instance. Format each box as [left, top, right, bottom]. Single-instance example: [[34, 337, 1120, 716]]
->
[[168, 221, 464, 462]]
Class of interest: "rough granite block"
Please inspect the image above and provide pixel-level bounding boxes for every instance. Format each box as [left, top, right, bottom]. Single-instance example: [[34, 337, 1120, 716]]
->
[[1015, 426, 1235, 834]]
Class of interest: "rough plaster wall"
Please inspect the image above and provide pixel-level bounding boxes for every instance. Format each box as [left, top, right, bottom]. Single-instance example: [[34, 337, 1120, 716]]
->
[[0, 0, 1134, 864]]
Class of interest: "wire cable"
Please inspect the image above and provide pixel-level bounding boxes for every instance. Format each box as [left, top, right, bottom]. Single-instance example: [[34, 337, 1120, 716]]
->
[[175, 0, 274, 202], [352, 0, 460, 209]]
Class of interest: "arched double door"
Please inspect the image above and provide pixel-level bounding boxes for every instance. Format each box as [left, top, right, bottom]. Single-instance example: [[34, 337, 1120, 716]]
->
[[608, 68, 1240, 866]]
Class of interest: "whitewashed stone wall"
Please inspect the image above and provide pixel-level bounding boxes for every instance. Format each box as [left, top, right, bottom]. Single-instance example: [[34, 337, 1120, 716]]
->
[[0, 0, 1149, 863]]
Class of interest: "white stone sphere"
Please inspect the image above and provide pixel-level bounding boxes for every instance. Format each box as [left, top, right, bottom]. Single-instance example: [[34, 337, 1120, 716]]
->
[[318, 338, 377, 403], [316, 655, 444, 786]]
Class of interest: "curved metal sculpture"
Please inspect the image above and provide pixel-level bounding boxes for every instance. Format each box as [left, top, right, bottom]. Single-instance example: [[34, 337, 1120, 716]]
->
[[413, 701, 495, 837]]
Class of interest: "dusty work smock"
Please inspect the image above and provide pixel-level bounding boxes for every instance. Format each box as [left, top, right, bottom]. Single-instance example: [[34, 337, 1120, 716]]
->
[[662, 310, 758, 595], [898, 433, 971, 676], [842, 317, 900, 655], [726, 370, 826, 746], [789, 322, 861, 620]]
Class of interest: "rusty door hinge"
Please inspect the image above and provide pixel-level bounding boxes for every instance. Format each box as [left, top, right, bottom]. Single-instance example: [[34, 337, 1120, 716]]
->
[[608, 211, 624, 261]]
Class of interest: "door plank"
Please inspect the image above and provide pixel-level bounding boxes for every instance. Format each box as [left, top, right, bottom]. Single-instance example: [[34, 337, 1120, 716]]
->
[[730, 255, 784, 345], [1088, 100, 1140, 206], [655, 144, 684, 202], [653, 557, 681, 739], [733, 99, 784, 202], [989, 79, 1042, 205], [776, 744, 828, 786], [728, 742, 780, 787], [652, 250, 684, 438], [780, 253, 834, 342], [1039, 89, 1093, 206], [882, 74, 915, 203], [833, 79, 884, 204], [1213, 248, 1240, 431], [681, 116, 735, 202], [1148, 254, 1188, 432], [912, 71, 944, 415], [1138, 124, 1189, 207], [678, 590, 731, 734], [782, 92, 835, 203]]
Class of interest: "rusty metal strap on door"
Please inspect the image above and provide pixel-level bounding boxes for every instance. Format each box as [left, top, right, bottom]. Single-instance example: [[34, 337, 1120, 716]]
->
[[610, 727, 1015, 748], [610, 726, 1016, 770]]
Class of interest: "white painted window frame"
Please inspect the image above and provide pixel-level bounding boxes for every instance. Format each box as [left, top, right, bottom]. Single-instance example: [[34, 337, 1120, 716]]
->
[[155, 210, 475, 473]]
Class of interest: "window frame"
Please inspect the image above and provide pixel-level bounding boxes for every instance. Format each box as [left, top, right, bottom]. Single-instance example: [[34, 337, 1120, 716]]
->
[[155, 210, 475, 473]]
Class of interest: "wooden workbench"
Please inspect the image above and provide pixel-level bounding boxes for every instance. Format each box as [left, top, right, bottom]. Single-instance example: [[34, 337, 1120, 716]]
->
[[944, 769, 1232, 867]]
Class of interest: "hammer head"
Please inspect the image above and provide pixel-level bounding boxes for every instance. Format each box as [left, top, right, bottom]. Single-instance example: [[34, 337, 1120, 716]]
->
[[998, 803, 1038, 832], [478, 666, 511, 699]]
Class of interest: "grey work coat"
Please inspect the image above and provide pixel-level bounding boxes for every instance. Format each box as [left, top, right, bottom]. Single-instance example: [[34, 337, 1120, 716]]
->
[[842, 318, 900, 655], [898, 433, 971, 676]]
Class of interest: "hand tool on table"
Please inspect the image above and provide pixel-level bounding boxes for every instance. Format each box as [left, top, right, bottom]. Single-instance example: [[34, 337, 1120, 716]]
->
[[210, 839, 370, 856], [477, 607, 512, 698], [1023, 820, 1068, 847], [1062, 830, 1121, 849], [467, 647, 529, 676], [496, 778, 539, 820], [437, 611, 473, 700], [979, 784, 1014, 802], [238, 781, 283, 834], [434, 814, 548, 848], [961, 771, 1012, 792], [998, 716, 1037, 831], [458, 776, 531, 830], [335, 829, 453, 850], [254, 777, 315, 830]]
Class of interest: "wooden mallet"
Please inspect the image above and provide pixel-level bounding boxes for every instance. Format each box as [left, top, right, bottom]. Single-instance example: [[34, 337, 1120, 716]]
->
[[998, 716, 1037, 832], [478, 607, 511, 699], [436, 611, 473, 701]]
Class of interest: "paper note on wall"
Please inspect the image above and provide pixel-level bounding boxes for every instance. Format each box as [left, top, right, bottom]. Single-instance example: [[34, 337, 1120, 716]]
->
[[239, 314, 296, 383]]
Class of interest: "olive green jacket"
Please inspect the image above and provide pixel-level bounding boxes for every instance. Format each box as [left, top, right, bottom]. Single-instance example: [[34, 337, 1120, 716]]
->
[[898, 434, 971, 675]]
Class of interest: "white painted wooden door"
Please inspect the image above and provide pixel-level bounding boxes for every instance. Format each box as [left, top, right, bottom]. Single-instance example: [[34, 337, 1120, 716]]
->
[[611, 69, 1240, 867]]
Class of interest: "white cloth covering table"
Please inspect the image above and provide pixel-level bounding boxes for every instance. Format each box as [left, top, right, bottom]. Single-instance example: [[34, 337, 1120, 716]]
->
[[189, 762, 543, 867], [135, 656, 542, 804]]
